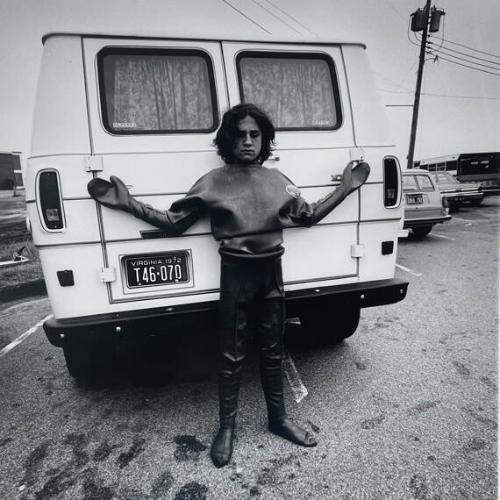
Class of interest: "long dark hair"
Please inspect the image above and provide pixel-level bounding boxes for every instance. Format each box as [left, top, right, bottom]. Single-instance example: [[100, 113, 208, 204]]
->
[[213, 103, 275, 164]]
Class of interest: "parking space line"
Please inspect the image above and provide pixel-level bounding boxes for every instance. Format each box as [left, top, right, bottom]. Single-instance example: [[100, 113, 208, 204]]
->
[[452, 216, 473, 225], [0, 314, 53, 357], [396, 263, 423, 277], [431, 232, 455, 241], [283, 352, 308, 403]]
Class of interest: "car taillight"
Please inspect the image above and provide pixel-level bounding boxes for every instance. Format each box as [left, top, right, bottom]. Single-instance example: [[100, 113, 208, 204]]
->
[[38, 170, 65, 231], [383, 157, 401, 207], [441, 195, 450, 215]]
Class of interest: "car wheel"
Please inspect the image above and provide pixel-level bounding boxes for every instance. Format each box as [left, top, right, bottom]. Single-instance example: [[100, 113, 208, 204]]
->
[[299, 300, 360, 346], [63, 334, 114, 385], [412, 226, 432, 239]]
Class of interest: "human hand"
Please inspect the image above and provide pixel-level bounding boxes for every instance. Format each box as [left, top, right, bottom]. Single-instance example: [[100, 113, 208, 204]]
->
[[87, 175, 132, 211]]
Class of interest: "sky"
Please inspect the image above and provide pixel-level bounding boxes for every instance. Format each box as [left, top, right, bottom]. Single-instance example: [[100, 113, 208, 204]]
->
[[0, 0, 499, 164]]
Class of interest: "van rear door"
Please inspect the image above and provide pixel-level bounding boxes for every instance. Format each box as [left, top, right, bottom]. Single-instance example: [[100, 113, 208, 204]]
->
[[222, 43, 359, 288], [83, 38, 229, 304]]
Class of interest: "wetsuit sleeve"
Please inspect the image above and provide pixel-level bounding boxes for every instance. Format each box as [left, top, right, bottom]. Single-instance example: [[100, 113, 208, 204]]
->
[[87, 175, 206, 235], [280, 161, 370, 227], [283, 184, 349, 227]]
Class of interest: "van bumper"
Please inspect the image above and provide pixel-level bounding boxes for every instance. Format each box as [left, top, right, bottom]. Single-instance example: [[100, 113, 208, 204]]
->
[[43, 278, 408, 347]]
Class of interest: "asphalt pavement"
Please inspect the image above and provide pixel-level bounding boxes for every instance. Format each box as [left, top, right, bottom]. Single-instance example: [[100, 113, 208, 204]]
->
[[0, 197, 497, 499]]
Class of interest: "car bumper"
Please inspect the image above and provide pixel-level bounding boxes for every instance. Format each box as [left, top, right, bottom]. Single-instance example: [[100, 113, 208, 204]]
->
[[443, 192, 484, 202], [43, 278, 409, 346], [403, 214, 451, 228]]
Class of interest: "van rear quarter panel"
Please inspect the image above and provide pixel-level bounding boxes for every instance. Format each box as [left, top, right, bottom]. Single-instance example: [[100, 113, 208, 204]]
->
[[31, 36, 91, 157], [341, 46, 391, 147]]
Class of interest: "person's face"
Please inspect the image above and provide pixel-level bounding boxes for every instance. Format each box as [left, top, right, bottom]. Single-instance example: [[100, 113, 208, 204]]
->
[[232, 115, 262, 164]]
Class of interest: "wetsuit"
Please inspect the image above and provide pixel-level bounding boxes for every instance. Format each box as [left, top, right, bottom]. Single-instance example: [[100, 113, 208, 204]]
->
[[87, 160, 369, 467]]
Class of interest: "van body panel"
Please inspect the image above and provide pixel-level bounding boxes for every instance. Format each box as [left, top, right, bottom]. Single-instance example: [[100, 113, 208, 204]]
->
[[358, 221, 400, 281], [360, 184, 402, 222], [263, 149, 353, 186], [340, 46, 392, 147], [27, 200, 100, 246], [31, 37, 91, 156], [282, 224, 357, 283], [98, 153, 221, 195], [25, 156, 98, 201], [38, 245, 108, 318]]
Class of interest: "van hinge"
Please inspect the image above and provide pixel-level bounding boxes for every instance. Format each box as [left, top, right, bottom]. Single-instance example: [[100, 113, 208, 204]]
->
[[85, 156, 103, 172], [351, 244, 365, 258], [99, 266, 116, 283]]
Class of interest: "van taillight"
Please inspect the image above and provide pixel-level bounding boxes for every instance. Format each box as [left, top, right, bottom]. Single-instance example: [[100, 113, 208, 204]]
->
[[383, 157, 400, 207], [39, 170, 65, 230]]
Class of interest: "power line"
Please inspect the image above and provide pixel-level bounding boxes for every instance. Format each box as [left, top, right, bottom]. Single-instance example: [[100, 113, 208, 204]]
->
[[428, 48, 500, 71], [428, 41, 500, 66], [428, 34, 500, 59], [426, 51, 500, 77], [378, 88, 500, 100]]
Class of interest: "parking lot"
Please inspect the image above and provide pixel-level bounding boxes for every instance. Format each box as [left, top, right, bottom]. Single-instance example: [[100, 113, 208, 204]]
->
[[0, 196, 497, 499]]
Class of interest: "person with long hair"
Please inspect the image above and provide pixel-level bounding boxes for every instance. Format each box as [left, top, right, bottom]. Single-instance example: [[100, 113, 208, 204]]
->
[[88, 103, 370, 467]]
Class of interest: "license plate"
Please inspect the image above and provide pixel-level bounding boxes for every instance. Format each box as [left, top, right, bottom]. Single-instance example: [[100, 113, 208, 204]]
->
[[124, 252, 190, 288], [406, 193, 423, 205]]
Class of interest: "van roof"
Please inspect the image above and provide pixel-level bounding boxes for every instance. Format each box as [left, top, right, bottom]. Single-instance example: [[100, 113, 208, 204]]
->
[[41, 0, 366, 48], [42, 33, 366, 48]]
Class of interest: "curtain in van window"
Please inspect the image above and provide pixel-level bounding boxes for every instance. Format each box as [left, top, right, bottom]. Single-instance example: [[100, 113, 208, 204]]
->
[[107, 54, 214, 131], [239, 57, 338, 129]]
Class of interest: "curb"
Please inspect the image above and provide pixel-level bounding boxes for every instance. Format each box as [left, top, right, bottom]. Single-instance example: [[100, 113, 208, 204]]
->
[[0, 279, 47, 303]]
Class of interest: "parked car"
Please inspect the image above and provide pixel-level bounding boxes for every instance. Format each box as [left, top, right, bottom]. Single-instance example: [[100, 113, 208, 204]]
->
[[402, 169, 451, 238], [429, 171, 484, 209]]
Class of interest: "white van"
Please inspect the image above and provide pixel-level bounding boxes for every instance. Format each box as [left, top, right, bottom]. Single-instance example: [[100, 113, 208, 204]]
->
[[26, 20, 408, 382]]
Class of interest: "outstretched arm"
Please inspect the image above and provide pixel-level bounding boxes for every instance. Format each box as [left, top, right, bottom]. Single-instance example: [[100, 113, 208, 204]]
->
[[87, 175, 204, 235], [285, 161, 370, 227]]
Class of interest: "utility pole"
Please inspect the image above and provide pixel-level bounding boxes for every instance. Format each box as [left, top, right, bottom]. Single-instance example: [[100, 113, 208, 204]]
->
[[407, 0, 431, 169], [407, 2, 445, 169]]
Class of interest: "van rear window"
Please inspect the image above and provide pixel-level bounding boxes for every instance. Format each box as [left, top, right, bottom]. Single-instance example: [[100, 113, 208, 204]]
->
[[237, 53, 342, 131], [98, 48, 218, 134]]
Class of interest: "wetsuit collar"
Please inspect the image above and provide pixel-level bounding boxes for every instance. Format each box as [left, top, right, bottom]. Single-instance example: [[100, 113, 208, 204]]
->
[[226, 162, 261, 168]]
